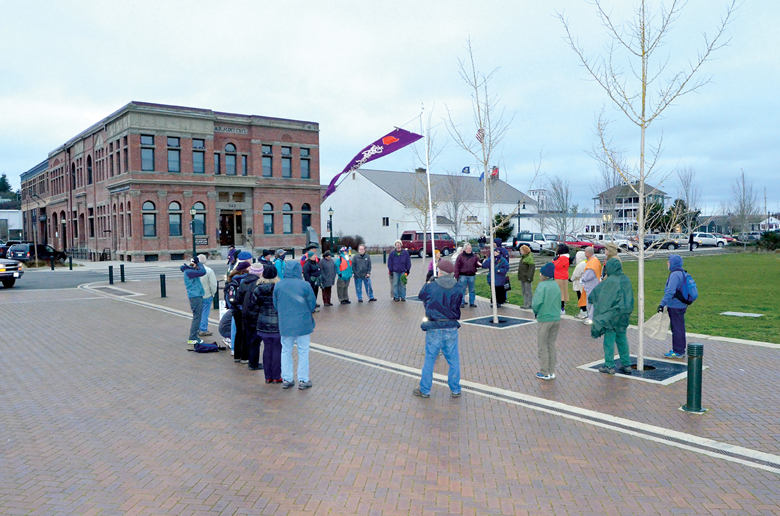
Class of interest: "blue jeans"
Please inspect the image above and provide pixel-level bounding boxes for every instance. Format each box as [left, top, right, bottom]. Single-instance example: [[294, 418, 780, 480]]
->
[[230, 317, 236, 350], [188, 296, 203, 341], [392, 272, 406, 299], [354, 277, 374, 301], [200, 297, 212, 332], [281, 334, 311, 383], [458, 275, 476, 305], [419, 328, 460, 395]]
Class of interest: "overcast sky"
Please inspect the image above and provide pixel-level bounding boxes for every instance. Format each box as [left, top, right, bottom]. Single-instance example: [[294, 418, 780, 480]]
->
[[1, 0, 778, 215]]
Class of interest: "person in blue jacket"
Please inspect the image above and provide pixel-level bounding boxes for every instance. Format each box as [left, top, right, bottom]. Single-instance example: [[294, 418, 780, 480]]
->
[[181, 256, 206, 345], [387, 240, 412, 302], [658, 254, 689, 358], [273, 261, 317, 390], [482, 247, 510, 307]]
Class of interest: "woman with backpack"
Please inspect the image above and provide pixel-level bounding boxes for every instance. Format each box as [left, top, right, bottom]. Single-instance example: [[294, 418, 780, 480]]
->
[[658, 254, 690, 359]]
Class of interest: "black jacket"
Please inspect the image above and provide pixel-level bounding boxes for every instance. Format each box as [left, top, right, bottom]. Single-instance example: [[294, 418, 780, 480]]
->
[[302, 260, 321, 285], [236, 274, 260, 322], [250, 281, 279, 334]]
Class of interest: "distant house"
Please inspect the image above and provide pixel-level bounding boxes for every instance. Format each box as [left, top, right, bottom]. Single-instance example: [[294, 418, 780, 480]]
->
[[321, 168, 535, 247], [0, 210, 23, 241], [593, 182, 668, 232]]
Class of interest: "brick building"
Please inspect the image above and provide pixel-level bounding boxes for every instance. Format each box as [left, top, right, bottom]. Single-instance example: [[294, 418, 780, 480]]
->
[[20, 102, 321, 261]]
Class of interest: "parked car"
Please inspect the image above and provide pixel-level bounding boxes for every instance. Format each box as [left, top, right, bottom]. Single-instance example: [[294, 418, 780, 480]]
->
[[0, 240, 22, 259], [602, 235, 635, 252], [399, 231, 456, 257], [713, 233, 735, 243], [0, 257, 24, 288], [556, 235, 606, 253], [7, 243, 68, 263], [512, 232, 555, 253], [692, 232, 726, 248]]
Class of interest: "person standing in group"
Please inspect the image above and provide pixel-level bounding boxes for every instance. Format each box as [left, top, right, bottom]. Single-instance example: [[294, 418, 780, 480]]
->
[[426, 250, 441, 283], [532, 263, 561, 381], [236, 262, 264, 370], [658, 254, 690, 359], [352, 244, 376, 302], [273, 261, 317, 390], [589, 258, 634, 375], [197, 254, 218, 338], [570, 250, 589, 320], [259, 249, 275, 269], [517, 244, 535, 309], [226, 261, 250, 361], [388, 240, 411, 302], [601, 244, 620, 279], [413, 259, 465, 399], [319, 251, 336, 306], [250, 266, 283, 383], [482, 247, 510, 307], [274, 249, 286, 279], [553, 244, 570, 316], [226, 245, 237, 271], [302, 251, 322, 309], [335, 247, 353, 304], [181, 256, 207, 345], [494, 237, 509, 261], [454, 242, 481, 308], [579, 246, 602, 326]]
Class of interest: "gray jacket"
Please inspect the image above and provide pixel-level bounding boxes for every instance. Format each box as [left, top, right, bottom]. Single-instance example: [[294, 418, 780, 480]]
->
[[351, 253, 372, 279], [319, 257, 336, 287]]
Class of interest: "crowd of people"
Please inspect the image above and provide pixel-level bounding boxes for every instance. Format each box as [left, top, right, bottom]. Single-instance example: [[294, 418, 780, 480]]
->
[[181, 240, 691, 394]]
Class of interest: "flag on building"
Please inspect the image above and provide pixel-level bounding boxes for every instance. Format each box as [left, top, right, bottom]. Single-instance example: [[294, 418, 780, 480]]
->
[[490, 166, 499, 179], [323, 128, 423, 200], [461, 166, 470, 174], [479, 171, 484, 182]]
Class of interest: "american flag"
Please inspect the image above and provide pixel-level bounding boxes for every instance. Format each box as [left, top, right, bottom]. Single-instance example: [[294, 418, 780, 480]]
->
[[476, 128, 484, 143]]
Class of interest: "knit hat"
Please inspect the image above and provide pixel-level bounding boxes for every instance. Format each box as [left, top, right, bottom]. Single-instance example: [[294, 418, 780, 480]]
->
[[323, 251, 332, 257], [249, 263, 263, 275], [237, 251, 252, 261], [262, 249, 274, 258], [540, 262, 555, 279], [340, 247, 347, 254], [234, 261, 250, 272], [307, 250, 315, 258], [605, 243, 619, 256], [520, 245, 531, 254], [262, 266, 278, 279], [437, 259, 455, 275], [276, 249, 286, 258], [197, 254, 207, 264]]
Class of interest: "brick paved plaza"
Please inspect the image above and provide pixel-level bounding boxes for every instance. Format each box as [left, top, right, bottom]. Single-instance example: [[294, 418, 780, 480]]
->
[[2, 263, 779, 515]]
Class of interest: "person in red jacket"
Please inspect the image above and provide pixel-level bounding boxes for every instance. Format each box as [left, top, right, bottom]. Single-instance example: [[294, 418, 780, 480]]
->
[[552, 244, 570, 316]]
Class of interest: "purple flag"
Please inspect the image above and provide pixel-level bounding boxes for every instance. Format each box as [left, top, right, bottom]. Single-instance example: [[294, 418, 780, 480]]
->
[[323, 128, 423, 200]]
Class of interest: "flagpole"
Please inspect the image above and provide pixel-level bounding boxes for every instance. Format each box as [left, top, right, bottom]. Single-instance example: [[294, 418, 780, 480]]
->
[[423, 104, 436, 277]]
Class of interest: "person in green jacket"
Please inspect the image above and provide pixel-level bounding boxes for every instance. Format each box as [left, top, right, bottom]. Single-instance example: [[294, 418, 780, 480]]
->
[[589, 258, 634, 375], [532, 263, 561, 381], [517, 244, 535, 309]]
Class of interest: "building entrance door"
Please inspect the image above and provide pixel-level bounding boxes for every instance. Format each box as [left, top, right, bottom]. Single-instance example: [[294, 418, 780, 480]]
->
[[219, 211, 244, 246]]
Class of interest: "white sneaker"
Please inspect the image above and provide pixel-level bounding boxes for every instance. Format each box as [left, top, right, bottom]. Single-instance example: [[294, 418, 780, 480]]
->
[[576, 312, 587, 320], [561, 309, 566, 316], [584, 319, 593, 325]]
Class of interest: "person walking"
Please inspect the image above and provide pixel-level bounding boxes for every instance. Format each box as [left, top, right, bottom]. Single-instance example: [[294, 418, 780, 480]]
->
[[658, 254, 689, 359], [570, 250, 589, 319], [197, 254, 218, 338], [319, 251, 336, 306], [412, 259, 465, 399], [352, 244, 376, 302], [454, 242, 481, 308], [250, 266, 283, 383], [273, 261, 317, 390], [580, 247, 602, 325], [236, 262, 263, 370], [589, 258, 634, 375], [482, 247, 510, 307], [553, 244, 570, 315], [388, 240, 411, 302], [517, 244, 535, 309], [180, 256, 207, 345], [335, 247, 353, 304], [302, 250, 322, 307], [532, 263, 561, 380]]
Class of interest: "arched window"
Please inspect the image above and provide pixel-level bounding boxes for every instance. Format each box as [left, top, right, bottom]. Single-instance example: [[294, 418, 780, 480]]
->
[[142, 201, 157, 237], [282, 203, 293, 234], [263, 203, 274, 235], [168, 201, 182, 237], [192, 202, 206, 236], [225, 143, 236, 175], [301, 203, 312, 232]]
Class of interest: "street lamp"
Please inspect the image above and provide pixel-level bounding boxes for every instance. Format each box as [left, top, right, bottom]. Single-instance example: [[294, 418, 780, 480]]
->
[[189, 207, 197, 259], [327, 207, 334, 251]]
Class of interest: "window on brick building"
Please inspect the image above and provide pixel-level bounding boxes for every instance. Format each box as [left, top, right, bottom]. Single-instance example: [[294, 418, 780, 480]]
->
[[140, 135, 154, 145], [301, 203, 311, 232], [262, 145, 272, 177], [241, 155, 247, 176], [87, 156, 93, 185], [167, 137, 181, 173], [263, 203, 274, 235], [193, 150, 205, 174], [225, 144, 236, 175], [283, 203, 293, 234], [214, 153, 220, 174], [192, 202, 206, 236], [142, 201, 157, 237], [168, 201, 182, 237], [89, 208, 95, 237], [193, 138, 205, 149], [141, 135, 155, 172], [300, 148, 310, 179]]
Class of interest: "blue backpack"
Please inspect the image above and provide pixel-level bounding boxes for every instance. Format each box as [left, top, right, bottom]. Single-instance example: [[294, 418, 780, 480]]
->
[[188, 342, 223, 353], [674, 270, 698, 305]]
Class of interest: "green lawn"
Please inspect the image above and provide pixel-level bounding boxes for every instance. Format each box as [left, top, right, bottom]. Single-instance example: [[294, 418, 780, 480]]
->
[[474, 252, 780, 343]]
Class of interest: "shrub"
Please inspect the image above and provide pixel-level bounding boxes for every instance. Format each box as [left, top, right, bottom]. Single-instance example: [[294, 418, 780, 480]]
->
[[758, 232, 780, 251], [337, 234, 365, 250]]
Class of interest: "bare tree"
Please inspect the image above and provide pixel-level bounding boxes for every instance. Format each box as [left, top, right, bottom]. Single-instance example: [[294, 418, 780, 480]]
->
[[730, 170, 761, 238], [546, 177, 578, 237], [677, 167, 701, 233], [446, 38, 515, 323], [440, 170, 470, 241], [559, 0, 738, 371], [401, 170, 442, 257]]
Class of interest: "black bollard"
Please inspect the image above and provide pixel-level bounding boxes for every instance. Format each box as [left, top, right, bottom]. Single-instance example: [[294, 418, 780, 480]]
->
[[108, 265, 114, 285], [120, 264, 125, 282], [383, 250, 387, 264], [69, 256, 73, 270], [50, 258, 55, 270], [160, 274, 166, 298], [682, 343, 706, 413]]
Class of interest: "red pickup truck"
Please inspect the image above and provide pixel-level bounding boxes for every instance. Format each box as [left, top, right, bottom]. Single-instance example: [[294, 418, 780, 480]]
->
[[399, 231, 457, 257]]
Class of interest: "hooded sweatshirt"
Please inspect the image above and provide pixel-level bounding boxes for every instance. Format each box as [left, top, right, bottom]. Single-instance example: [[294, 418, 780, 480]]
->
[[418, 273, 465, 331], [588, 258, 634, 338], [660, 254, 689, 310], [494, 238, 509, 261], [273, 261, 317, 337]]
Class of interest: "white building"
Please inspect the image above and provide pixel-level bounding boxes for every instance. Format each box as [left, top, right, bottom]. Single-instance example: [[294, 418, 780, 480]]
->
[[758, 216, 780, 231], [0, 210, 23, 241], [321, 168, 535, 247]]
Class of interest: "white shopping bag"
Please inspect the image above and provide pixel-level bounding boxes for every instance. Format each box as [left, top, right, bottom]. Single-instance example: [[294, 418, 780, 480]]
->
[[218, 299, 228, 320], [645, 310, 670, 340]]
